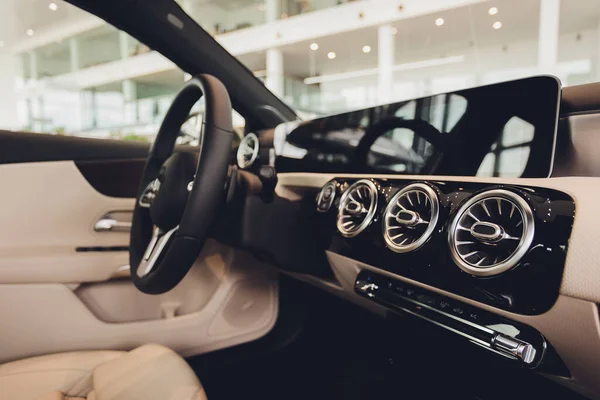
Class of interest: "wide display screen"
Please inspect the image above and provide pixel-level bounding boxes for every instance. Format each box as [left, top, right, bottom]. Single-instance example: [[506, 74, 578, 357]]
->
[[275, 76, 561, 178]]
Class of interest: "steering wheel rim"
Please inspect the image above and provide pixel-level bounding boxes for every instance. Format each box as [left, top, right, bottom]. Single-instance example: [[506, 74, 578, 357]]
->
[[351, 117, 445, 174], [129, 74, 234, 294]]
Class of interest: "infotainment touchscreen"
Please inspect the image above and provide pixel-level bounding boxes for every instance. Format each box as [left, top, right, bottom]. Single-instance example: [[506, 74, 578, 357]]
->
[[276, 76, 561, 178]]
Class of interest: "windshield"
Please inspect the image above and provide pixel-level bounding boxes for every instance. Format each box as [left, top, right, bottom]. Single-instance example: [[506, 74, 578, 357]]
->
[[0, 0, 596, 138], [175, 0, 596, 117]]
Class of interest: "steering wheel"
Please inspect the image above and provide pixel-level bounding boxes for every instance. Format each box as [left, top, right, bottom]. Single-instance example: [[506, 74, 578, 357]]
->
[[130, 75, 234, 294], [352, 117, 445, 174]]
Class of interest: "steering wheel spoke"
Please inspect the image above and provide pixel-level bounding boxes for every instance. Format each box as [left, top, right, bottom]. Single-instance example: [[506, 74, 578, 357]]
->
[[137, 226, 179, 278]]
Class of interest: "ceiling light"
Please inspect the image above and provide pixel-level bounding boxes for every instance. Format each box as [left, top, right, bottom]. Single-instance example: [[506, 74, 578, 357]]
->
[[49, 2, 58, 11], [488, 7, 498, 15], [0, 41, 4, 47], [493, 21, 502, 29], [327, 52, 336, 60], [362, 45, 371, 53], [310, 42, 319, 51], [435, 17, 444, 26], [391, 27, 398, 35], [26, 29, 34, 36]]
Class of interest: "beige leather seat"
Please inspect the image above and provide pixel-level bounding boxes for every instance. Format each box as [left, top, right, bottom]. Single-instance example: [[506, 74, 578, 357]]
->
[[0, 344, 207, 400]]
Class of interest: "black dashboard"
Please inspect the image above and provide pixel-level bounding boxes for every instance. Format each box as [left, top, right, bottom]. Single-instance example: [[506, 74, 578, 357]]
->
[[315, 178, 574, 315], [237, 75, 594, 390], [275, 76, 561, 178]]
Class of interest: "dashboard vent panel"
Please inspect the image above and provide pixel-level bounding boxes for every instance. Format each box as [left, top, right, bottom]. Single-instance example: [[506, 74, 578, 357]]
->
[[449, 189, 535, 277], [337, 180, 378, 238], [382, 183, 440, 253]]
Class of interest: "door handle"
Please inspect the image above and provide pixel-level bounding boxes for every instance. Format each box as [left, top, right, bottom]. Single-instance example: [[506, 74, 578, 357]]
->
[[94, 214, 132, 232]]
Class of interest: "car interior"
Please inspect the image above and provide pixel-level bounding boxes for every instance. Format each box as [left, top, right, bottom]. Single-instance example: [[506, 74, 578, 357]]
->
[[2, 0, 600, 400]]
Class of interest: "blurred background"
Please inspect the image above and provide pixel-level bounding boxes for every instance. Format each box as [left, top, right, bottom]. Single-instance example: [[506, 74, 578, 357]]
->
[[0, 0, 595, 140]]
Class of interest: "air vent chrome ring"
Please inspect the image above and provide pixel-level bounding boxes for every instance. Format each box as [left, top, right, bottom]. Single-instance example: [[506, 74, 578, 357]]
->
[[382, 183, 440, 253], [448, 189, 535, 277], [316, 180, 337, 213], [337, 179, 378, 238], [237, 133, 260, 169]]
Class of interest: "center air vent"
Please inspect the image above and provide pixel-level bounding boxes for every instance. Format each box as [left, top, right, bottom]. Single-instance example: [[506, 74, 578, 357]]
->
[[337, 179, 378, 238], [382, 183, 440, 253], [448, 189, 535, 277]]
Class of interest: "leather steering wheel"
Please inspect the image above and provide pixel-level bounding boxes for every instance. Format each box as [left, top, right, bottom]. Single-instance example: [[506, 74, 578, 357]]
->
[[130, 74, 234, 294], [352, 117, 445, 174]]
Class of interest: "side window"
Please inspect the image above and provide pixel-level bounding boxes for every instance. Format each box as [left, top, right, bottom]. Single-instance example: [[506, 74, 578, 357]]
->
[[5, 4, 244, 142]]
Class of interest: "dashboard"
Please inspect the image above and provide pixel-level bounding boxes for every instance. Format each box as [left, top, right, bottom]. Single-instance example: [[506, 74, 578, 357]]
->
[[235, 78, 600, 400]]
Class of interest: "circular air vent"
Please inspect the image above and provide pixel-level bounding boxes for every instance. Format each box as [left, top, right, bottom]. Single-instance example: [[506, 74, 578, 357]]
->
[[337, 180, 378, 238], [316, 181, 337, 213], [382, 183, 440, 253], [237, 133, 260, 169], [448, 189, 535, 277]]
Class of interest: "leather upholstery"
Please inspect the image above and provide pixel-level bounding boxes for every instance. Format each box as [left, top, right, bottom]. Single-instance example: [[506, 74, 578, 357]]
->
[[0, 344, 206, 400]]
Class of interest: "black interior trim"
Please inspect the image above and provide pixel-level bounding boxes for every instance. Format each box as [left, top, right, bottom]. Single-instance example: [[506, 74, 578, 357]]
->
[[76, 158, 146, 198], [561, 83, 600, 116], [66, 0, 296, 129], [0, 130, 150, 164]]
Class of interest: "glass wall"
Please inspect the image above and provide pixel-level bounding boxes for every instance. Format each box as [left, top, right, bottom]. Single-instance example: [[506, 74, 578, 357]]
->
[[6, 0, 600, 140], [77, 25, 121, 69]]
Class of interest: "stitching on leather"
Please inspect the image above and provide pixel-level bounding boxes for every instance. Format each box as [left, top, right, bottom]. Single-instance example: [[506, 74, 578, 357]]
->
[[68, 371, 94, 397], [0, 368, 89, 378]]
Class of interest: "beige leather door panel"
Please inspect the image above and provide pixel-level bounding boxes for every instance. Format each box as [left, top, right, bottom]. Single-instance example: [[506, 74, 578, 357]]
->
[[0, 161, 131, 283], [0, 161, 278, 363]]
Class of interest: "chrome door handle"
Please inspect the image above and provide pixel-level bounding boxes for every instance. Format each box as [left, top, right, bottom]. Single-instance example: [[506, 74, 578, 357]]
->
[[94, 215, 132, 232]]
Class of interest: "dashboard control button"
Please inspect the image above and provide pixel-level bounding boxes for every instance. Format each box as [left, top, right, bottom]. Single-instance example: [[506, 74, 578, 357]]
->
[[467, 311, 480, 322], [451, 306, 465, 317], [438, 300, 452, 311], [416, 293, 436, 306], [392, 283, 405, 295]]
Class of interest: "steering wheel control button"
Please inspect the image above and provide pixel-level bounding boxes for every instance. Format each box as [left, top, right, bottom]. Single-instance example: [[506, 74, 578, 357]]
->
[[139, 179, 161, 208]]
